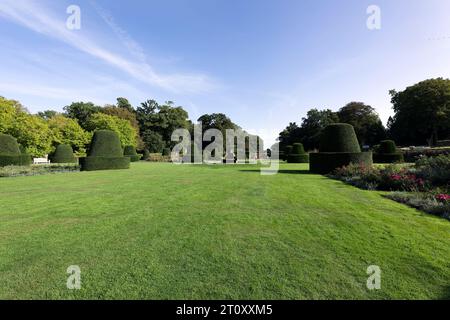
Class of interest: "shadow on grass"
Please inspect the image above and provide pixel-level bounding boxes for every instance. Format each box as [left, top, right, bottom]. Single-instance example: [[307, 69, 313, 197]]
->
[[239, 169, 313, 175]]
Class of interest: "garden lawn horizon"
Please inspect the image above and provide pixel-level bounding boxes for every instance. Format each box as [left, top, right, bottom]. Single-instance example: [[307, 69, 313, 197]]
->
[[0, 162, 449, 299]]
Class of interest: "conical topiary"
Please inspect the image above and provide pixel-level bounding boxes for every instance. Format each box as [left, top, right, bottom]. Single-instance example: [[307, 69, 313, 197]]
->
[[309, 123, 372, 174], [374, 140, 404, 163], [51, 144, 77, 163], [287, 143, 309, 163], [80, 130, 130, 171], [0, 133, 31, 166], [124, 145, 141, 162]]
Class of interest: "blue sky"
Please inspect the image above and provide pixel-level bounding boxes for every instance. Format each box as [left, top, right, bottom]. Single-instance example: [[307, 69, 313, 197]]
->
[[1, 0, 450, 146]]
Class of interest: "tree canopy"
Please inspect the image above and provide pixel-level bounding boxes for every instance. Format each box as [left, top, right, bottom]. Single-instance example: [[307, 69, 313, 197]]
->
[[388, 78, 450, 146]]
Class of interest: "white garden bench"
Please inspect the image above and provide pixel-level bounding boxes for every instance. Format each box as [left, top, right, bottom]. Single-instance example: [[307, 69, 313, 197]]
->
[[33, 155, 51, 165]]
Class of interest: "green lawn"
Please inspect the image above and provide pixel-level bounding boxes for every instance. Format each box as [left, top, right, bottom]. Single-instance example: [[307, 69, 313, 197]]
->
[[0, 162, 449, 299]]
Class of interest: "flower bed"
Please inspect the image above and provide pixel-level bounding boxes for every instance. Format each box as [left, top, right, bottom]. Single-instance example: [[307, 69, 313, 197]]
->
[[0, 164, 80, 178], [330, 155, 450, 220]]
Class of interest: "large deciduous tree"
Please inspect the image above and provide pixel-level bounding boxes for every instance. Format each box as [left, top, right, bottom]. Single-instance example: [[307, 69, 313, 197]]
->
[[86, 113, 138, 147], [64, 101, 101, 130], [48, 115, 91, 155], [337, 102, 386, 146], [389, 78, 450, 146]]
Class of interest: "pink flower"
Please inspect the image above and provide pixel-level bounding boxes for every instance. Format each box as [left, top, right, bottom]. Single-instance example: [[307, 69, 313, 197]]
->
[[390, 174, 402, 181], [436, 194, 450, 202]]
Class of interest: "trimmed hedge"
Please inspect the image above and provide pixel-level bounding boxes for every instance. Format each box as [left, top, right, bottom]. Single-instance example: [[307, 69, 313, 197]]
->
[[378, 140, 397, 154], [373, 153, 404, 163], [374, 140, 404, 163], [319, 123, 361, 153], [310, 152, 373, 174], [0, 154, 32, 167], [310, 124, 372, 174], [80, 156, 130, 171], [287, 143, 309, 163], [51, 144, 77, 163], [0, 133, 31, 167], [81, 130, 130, 171], [88, 130, 123, 157], [124, 145, 141, 162]]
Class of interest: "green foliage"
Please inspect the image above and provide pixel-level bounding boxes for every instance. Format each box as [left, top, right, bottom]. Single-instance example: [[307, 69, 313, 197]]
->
[[310, 152, 373, 174], [137, 100, 190, 149], [337, 102, 386, 146], [86, 113, 137, 147], [0, 133, 31, 167], [124, 145, 141, 162], [0, 163, 79, 178], [389, 78, 450, 146], [142, 130, 165, 153], [64, 102, 102, 130], [319, 123, 361, 153], [374, 140, 404, 163], [88, 130, 124, 157], [0, 97, 53, 157], [142, 149, 150, 160], [80, 156, 130, 171], [51, 144, 77, 163], [82, 130, 130, 171], [415, 155, 450, 186], [379, 140, 397, 154], [11, 114, 53, 157], [48, 115, 91, 155], [162, 148, 171, 156], [285, 145, 293, 157], [287, 143, 309, 163], [0, 133, 21, 154]]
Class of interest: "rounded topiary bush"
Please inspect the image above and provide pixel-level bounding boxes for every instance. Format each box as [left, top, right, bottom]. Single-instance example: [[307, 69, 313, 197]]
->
[[0, 133, 31, 167], [310, 123, 372, 174], [374, 140, 404, 163], [51, 144, 77, 163], [80, 130, 130, 171], [287, 143, 309, 163], [124, 145, 141, 162]]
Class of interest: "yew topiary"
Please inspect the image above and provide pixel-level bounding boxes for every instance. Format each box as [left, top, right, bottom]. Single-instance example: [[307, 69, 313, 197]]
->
[[374, 140, 404, 163], [124, 145, 141, 162], [51, 144, 77, 163], [310, 123, 372, 174], [0, 133, 31, 166], [287, 143, 309, 163], [80, 130, 130, 171]]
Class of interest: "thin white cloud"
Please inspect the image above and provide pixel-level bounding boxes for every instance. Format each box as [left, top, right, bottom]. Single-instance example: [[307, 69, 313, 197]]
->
[[0, 0, 217, 94]]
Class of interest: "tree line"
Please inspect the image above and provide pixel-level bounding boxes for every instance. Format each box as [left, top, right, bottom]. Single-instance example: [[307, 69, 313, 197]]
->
[[277, 78, 450, 151], [0, 96, 258, 157]]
